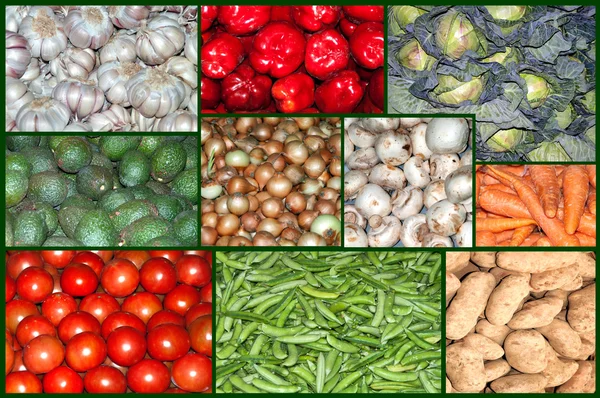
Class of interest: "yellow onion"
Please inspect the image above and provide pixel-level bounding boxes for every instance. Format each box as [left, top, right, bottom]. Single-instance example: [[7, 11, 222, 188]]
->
[[64, 7, 114, 49]]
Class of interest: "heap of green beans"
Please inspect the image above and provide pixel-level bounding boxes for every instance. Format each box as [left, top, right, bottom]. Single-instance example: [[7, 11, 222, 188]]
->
[[215, 251, 442, 393]]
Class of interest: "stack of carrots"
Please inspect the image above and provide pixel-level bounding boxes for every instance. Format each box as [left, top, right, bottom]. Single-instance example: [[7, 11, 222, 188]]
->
[[476, 165, 596, 247]]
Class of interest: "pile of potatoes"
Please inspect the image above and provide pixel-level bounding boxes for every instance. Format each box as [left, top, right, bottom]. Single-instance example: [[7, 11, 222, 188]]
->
[[446, 252, 596, 393]]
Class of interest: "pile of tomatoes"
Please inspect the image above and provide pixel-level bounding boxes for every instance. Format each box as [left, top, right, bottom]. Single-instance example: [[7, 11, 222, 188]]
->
[[5, 250, 212, 393], [201, 5, 384, 114]]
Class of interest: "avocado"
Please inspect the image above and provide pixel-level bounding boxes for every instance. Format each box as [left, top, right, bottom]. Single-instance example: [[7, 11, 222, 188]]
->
[[138, 136, 166, 157], [100, 136, 142, 161], [172, 210, 198, 246], [171, 168, 198, 203], [55, 137, 92, 173], [76, 165, 113, 200], [6, 171, 29, 208], [13, 210, 48, 246], [98, 189, 135, 212], [148, 195, 184, 222], [6, 214, 14, 246], [119, 216, 172, 246], [150, 142, 186, 183], [6, 153, 32, 177], [6, 136, 40, 151], [27, 171, 68, 207], [110, 199, 158, 231], [61, 194, 96, 210], [145, 180, 171, 195], [119, 150, 150, 187], [63, 173, 78, 197], [183, 143, 198, 170], [21, 147, 58, 174], [11, 200, 58, 236], [90, 151, 114, 169], [128, 185, 155, 200], [74, 209, 118, 246], [58, 205, 92, 239], [48, 136, 70, 152], [42, 236, 83, 247], [145, 236, 181, 246]]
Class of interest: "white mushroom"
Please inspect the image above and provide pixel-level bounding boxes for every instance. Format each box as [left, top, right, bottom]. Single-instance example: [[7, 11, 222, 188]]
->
[[409, 122, 433, 159], [354, 184, 392, 219], [344, 170, 368, 199], [346, 147, 379, 170], [459, 150, 472, 167], [391, 186, 423, 220], [445, 165, 472, 205], [344, 205, 367, 229], [452, 221, 472, 247], [426, 200, 466, 236], [404, 156, 430, 188], [429, 153, 460, 181], [347, 121, 378, 147], [367, 215, 402, 247], [344, 130, 354, 161], [360, 118, 401, 133], [400, 118, 422, 128], [368, 164, 406, 191], [422, 233, 453, 247], [400, 214, 429, 247], [423, 180, 447, 208], [375, 129, 412, 166], [425, 118, 469, 154], [344, 223, 368, 247]]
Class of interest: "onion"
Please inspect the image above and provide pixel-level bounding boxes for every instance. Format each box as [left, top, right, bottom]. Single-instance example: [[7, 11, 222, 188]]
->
[[200, 226, 218, 245], [225, 150, 250, 168], [241, 212, 261, 232], [254, 163, 275, 190], [201, 180, 222, 199], [266, 173, 292, 199], [299, 179, 324, 196], [283, 141, 309, 165], [304, 153, 327, 178], [310, 214, 341, 245], [314, 199, 336, 215], [252, 231, 278, 246], [235, 117, 258, 134], [227, 193, 250, 216], [285, 192, 307, 214], [297, 232, 326, 246], [226, 176, 258, 195], [229, 236, 253, 246], [201, 212, 218, 228], [283, 164, 305, 186], [257, 218, 284, 237], [261, 197, 284, 219], [298, 210, 319, 231], [251, 123, 274, 141], [216, 214, 240, 236]]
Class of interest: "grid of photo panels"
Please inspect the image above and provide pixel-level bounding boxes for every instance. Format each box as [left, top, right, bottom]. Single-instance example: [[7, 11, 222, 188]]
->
[[3, 2, 596, 395]]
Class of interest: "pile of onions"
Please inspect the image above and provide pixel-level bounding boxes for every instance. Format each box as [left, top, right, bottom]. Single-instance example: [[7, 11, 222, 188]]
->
[[201, 117, 342, 246]]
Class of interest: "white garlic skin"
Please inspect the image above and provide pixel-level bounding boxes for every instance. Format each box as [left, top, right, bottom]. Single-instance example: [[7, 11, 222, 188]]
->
[[62, 121, 92, 131], [52, 79, 106, 119], [136, 16, 185, 65], [97, 61, 143, 106], [6, 31, 32, 78], [6, 6, 30, 32], [6, 78, 34, 120], [49, 47, 97, 82], [154, 110, 197, 132], [184, 30, 198, 66], [130, 109, 157, 131], [108, 6, 149, 29], [188, 90, 198, 115], [126, 67, 187, 118], [163, 56, 197, 88], [19, 6, 68, 61], [15, 97, 71, 131], [86, 104, 131, 132], [99, 31, 137, 64], [64, 7, 114, 50]]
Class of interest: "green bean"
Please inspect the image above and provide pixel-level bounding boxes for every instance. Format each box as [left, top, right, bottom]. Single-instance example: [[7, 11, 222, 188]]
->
[[405, 329, 437, 350], [229, 375, 261, 393], [249, 334, 269, 356], [401, 350, 441, 366], [257, 253, 280, 270], [367, 252, 383, 268], [345, 352, 384, 372], [268, 280, 307, 293], [238, 322, 258, 344], [370, 289, 386, 327], [325, 352, 343, 382], [291, 366, 316, 385], [347, 305, 374, 319], [418, 370, 439, 393], [315, 353, 326, 393], [395, 341, 416, 363], [264, 287, 296, 319], [315, 300, 343, 325], [351, 270, 389, 291], [281, 344, 298, 367], [253, 364, 291, 385], [326, 334, 360, 353], [299, 285, 340, 299], [224, 311, 271, 324], [251, 379, 300, 393], [276, 334, 321, 344], [370, 367, 418, 382], [323, 374, 340, 393], [253, 295, 283, 315], [331, 371, 363, 393]]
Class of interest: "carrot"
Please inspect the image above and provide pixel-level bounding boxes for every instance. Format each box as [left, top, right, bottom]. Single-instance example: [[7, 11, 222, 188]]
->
[[480, 183, 516, 194], [485, 166, 580, 246], [556, 209, 596, 238], [509, 225, 536, 246], [496, 240, 511, 246], [476, 210, 488, 218], [585, 165, 596, 188], [587, 188, 596, 215], [479, 190, 531, 219], [575, 233, 596, 247], [476, 231, 496, 247], [476, 217, 537, 233], [496, 230, 516, 242], [497, 165, 526, 175], [529, 165, 560, 218], [520, 233, 544, 246], [476, 172, 483, 207], [475, 165, 482, 171], [482, 174, 501, 185], [562, 165, 589, 234], [535, 237, 552, 246]]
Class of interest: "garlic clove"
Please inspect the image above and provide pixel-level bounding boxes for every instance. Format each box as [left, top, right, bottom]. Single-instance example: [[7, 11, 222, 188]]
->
[[6, 31, 32, 79]]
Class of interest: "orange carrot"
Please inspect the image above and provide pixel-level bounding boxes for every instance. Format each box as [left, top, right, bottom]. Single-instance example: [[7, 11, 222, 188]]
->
[[482, 175, 501, 185], [535, 237, 552, 246], [556, 209, 596, 238], [529, 166, 560, 218], [562, 165, 589, 234], [486, 166, 580, 246], [479, 190, 531, 219], [476, 231, 496, 247], [509, 225, 536, 246], [585, 165, 596, 188], [587, 188, 596, 215], [496, 230, 516, 242], [476, 172, 483, 207], [476, 210, 488, 218], [496, 240, 511, 246], [480, 183, 516, 194], [476, 218, 537, 233], [497, 165, 526, 175], [575, 232, 596, 247], [520, 233, 544, 246], [475, 165, 482, 171]]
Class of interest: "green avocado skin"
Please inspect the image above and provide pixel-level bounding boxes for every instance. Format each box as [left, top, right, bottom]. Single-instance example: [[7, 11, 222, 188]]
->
[[75, 210, 118, 247]]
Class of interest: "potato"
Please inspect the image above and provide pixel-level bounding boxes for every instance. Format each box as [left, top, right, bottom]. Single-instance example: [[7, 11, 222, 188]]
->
[[470, 252, 496, 268], [453, 262, 482, 280], [556, 361, 593, 393], [567, 283, 595, 332], [489, 267, 528, 283], [446, 272, 460, 304], [507, 297, 563, 329], [496, 252, 592, 273], [504, 330, 548, 373], [536, 319, 582, 359], [446, 272, 496, 340], [445, 377, 452, 393], [530, 264, 579, 292], [582, 361, 595, 393], [475, 320, 511, 345], [575, 253, 596, 279], [486, 274, 530, 325], [446, 252, 471, 273], [485, 359, 511, 382], [461, 333, 504, 360], [541, 342, 579, 387], [544, 289, 569, 308], [446, 343, 486, 392], [490, 374, 548, 393]]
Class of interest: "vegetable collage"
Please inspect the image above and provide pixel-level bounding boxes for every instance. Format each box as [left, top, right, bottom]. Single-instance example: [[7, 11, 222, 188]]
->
[[446, 252, 596, 393]]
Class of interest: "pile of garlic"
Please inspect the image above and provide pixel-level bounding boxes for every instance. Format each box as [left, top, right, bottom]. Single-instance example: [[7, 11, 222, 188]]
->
[[6, 6, 198, 131]]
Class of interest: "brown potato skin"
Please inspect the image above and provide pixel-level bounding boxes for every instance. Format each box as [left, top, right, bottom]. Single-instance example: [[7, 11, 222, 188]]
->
[[504, 330, 548, 374], [486, 274, 530, 325], [491, 374, 548, 393], [446, 343, 486, 392], [446, 252, 471, 273], [530, 264, 579, 291], [485, 359, 511, 383], [507, 297, 563, 329], [567, 283, 595, 333], [536, 319, 582, 358], [496, 252, 591, 273], [556, 361, 593, 393]]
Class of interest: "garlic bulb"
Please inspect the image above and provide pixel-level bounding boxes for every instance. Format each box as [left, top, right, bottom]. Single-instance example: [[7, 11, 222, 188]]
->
[[64, 7, 114, 49], [125, 67, 187, 118], [15, 97, 71, 131], [49, 47, 96, 82], [6, 6, 30, 32], [188, 89, 197, 115], [19, 6, 67, 61], [97, 61, 142, 106], [6, 31, 32, 78], [29, 73, 58, 97], [86, 104, 132, 131], [99, 31, 136, 64], [20, 58, 41, 82], [6, 78, 34, 120], [154, 110, 197, 131], [136, 16, 185, 65], [131, 108, 157, 131], [6, 118, 19, 132], [163, 56, 197, 88], [63, 121, 92, 131], [184, 29, 198, 66], [108, 6, 149, 29], [52, 79, 105, 119]]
